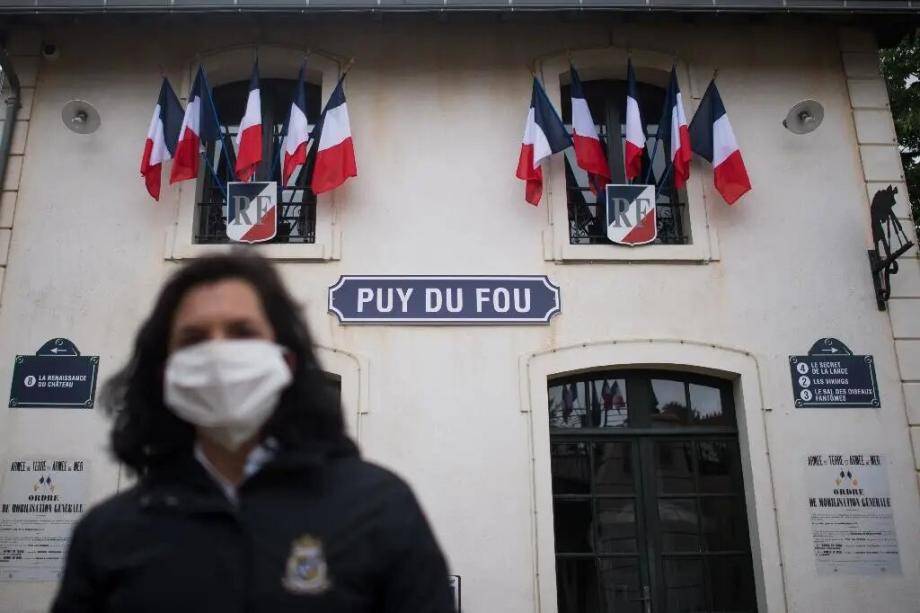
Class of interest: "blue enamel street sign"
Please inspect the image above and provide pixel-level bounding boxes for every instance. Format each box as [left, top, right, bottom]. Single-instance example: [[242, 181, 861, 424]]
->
[[789, 338, 879, 409], [9, 338, 99, 409], [328, 276, 561, 324]]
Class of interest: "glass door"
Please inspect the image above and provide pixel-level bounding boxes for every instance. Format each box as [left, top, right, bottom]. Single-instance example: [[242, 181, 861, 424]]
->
[[549, 371, 758, 613]]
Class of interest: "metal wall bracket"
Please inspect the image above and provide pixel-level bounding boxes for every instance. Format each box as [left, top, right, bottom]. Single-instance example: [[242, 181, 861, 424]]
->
[[868, 186, 914, 311]]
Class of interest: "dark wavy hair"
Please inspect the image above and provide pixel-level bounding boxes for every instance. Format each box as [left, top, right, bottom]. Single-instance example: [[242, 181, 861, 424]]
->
[[102, 251, 349, 474]]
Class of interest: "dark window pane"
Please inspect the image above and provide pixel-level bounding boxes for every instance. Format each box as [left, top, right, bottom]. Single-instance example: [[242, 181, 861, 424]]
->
[[664, 557, 706, 613], [596, 499, 638, 553], [598, 558, 642, 613], [556, 558, 600, 613], [698, 441, 741, 493], [553, 500, 593, 554], [551, 443, 591, 495], [701, 497, 750, 552], [549, 381, 587, 429], [595, 377, 629, 428], [655, 441, 695, 494], [689, 383, 730, 426], [594, 442, 634, 494], [708, 556, 757, 613], [649, 379, 690, 428], [659, 499, 700, 552]]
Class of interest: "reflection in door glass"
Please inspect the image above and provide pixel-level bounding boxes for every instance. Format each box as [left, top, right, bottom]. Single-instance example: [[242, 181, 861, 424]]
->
[[658, 499, 701, 552], [655, 441, 695, 494], [664, 558, 706, 612], [650, 379, 688, 427], [595, 499, 638, 553], [551, 443, 591, 495], [689, 383, 727, 425], [593, 442, 634, 494], [548, 378, 627, 429], [598, 558, 642, 613]]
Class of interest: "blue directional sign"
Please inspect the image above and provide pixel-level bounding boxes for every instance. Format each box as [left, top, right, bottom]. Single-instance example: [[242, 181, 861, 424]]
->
[[789, 338, 879, 409], [328, 276, 561, 324], [9, 338, 99, 409]]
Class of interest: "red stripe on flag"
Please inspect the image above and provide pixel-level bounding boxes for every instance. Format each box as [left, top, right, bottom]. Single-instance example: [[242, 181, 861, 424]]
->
[[516, 143, 542, 206], [139, 138, 161, 200], [169, 128, 200, 184], [572, 134, 609, 182], [624, 140, 643, 181], [714, 149, 752, 205], [673, 125, 691, 189], [235, 124, 262, 182], [282, 141, 308, 187], [312, 137, 357, 195]]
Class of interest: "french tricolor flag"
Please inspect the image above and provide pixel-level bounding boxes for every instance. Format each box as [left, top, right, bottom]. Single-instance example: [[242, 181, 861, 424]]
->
[[569, 65, 609, 193], [140, 78, 183, 200], [516, 78, 572, 205], [624, 59, 646, 181], [689, 80, 752, 205], [170, 67, 222, 184], [311, 77, 357, 195], [280, 65, 311, 187], [235, 62, 263, 182], [659, 67, 691, 189]]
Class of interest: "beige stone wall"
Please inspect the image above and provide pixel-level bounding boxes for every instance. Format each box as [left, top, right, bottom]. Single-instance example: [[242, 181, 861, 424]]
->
[[0, 29, 40, 306], [0, 16, 918, 612], [839, 26, 920, 492]]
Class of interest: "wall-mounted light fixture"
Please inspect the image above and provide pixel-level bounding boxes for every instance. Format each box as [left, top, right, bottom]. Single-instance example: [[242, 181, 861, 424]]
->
[[783, 100, 824, 135], [61, 100, 100, 135]]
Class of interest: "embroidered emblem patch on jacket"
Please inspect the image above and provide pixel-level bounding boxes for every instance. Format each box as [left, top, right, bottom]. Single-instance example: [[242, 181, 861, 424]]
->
[[282, 535, 332, 595]]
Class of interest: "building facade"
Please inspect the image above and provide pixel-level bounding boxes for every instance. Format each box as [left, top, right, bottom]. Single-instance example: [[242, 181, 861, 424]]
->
[[0, 3, 919, 612]]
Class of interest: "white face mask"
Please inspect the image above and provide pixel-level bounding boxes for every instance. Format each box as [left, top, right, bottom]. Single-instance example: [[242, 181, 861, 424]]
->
[[164, 339, 293, 451]]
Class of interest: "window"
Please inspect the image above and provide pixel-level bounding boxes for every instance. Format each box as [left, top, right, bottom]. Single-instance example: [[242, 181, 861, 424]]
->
[[195, 78, 322, 245], [560, 80, 689, 246], [549, 370, 757, 613]]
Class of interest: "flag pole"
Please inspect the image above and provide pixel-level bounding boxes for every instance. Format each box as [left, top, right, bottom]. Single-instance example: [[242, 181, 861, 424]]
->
[[199, 65, 237, 182]]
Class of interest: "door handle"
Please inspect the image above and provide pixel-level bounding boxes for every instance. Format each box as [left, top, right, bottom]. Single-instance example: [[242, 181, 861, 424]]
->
[[627, 585, 652, 613]]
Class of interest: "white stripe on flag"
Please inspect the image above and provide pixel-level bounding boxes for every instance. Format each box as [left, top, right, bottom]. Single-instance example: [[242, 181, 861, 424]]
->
[[571, 98, 599, 141], [146, 104, 171, 165], [236, 88, 261, 146], [712, 113, 740, 167], [625, 96, 644, 148], [283, 104, 310, 155], [522, 108, 553, 169], [179, 96, 202, 145], [318, 102, 351, 152]]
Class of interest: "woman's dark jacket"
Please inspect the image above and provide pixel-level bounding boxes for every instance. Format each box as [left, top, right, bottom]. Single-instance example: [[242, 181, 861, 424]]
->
[[51, 441, 454, 613]]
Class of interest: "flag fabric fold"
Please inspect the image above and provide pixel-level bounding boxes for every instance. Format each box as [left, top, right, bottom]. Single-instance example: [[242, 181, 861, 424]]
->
[[516, 78, 573, 205], [569, 65, 610, 194], [234, 61, 263, 182], [624, 59, 646, 182], [658, 67, 691, 190], [280, 65, 311, 187], [689, 80, 752, 205], [170, 67, 222, 184], [140, 78, 183, 200], [311, 77, 357, 195]]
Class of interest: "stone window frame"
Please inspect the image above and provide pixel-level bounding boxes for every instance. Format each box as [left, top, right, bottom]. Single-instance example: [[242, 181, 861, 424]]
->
[[165, 44, 345, 262], [537, 48, 721, 263]]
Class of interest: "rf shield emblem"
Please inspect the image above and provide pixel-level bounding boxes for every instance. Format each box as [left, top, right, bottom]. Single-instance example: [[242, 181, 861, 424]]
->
[[605, 184, 657, 246], [282, 535, 332, 595], [226, 181, 278, 244]]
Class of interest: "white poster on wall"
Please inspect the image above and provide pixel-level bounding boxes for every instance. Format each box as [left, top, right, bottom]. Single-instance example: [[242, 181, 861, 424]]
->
[[0, 457, 89, 581], [806, 453, 900, 575]]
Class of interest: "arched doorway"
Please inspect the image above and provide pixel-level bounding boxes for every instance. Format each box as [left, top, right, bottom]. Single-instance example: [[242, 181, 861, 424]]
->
[[548, 369, 757, 613]]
